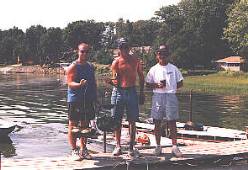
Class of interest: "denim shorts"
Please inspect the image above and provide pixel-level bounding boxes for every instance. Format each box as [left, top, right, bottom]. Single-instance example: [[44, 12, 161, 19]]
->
[[111, 87, 139, 123], [151, 93, 179, 121]]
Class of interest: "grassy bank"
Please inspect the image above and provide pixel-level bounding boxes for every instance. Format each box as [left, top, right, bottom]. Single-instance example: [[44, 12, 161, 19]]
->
[[182, 72, 248, 95]]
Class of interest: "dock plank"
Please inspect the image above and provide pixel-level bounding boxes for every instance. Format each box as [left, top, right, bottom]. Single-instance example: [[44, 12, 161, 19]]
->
[[2, 140, 248, 170]]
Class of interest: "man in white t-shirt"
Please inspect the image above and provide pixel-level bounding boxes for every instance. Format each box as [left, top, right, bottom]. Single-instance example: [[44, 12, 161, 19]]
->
[[146, 45, 183, 157]]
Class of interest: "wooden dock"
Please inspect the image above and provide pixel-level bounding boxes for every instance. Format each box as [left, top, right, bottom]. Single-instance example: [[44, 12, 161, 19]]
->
[[2, 139, 248, 170]]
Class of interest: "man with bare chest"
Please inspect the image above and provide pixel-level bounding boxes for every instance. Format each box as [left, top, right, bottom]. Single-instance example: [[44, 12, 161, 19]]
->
[[106, 38, 145, 157]]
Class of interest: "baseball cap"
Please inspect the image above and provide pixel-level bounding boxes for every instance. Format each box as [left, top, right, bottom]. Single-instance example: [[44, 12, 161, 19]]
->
[[117, 37, 128, 49], [157, 45, 169, 56]]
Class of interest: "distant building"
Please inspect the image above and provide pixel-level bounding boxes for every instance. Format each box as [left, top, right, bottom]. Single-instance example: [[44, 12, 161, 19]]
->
[[215, 56, 247, 72]]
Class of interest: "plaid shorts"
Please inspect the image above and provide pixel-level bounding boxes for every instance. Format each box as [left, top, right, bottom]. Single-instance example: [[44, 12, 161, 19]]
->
[[68, 101, 95, 121], [151, 93, 179, 121]]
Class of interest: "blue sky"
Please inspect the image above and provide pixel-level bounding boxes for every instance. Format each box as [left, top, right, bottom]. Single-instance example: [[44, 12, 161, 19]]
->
[[0, 0, 180, 31]]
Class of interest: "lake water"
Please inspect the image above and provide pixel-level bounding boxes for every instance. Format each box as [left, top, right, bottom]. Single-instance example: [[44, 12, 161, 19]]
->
[[0, 74, 247, 169]]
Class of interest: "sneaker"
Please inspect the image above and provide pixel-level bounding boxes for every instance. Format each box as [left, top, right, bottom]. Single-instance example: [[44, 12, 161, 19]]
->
[[70, 148, 81, 161], [127, 148, 140, 158], [80, 147, 92, 160], [153, 146, 162, 156], [171, 145, 183, 158], [112, 147, 122, 156]]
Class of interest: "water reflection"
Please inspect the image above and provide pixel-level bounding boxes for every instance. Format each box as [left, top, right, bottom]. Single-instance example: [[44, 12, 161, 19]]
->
[[0, 74, 247, 159], [178, 93, 248, 130]]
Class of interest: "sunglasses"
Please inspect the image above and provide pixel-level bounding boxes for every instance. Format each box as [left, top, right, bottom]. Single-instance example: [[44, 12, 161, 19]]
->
[[157, 52, 169, 57], [80, 50, 89, 54], [119, 44, 129, 49]]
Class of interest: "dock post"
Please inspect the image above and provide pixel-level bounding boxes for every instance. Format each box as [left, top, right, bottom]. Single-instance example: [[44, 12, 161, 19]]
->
[[103, 131, 106, 153], [189, 89, 193, 122]]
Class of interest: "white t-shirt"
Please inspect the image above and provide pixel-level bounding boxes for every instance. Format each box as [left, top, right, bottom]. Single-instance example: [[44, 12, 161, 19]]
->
[[145, 63, 183, 93]]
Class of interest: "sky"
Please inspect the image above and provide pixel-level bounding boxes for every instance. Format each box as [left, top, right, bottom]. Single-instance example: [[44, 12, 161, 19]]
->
[[0, 0, 181, 31]]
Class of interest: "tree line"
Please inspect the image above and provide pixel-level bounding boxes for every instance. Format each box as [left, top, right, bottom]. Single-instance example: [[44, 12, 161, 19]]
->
[[0, 0, 247, 69]]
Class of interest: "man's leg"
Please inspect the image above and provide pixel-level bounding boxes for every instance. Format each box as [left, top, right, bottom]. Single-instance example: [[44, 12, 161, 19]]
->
[[128, 120, 136, 151], [126, 87, 139, 154], [153, 119, 163, 155], [79, 120, 89, 150], [112, 124, 122, 156], [168, 120, 182, 157], [115, 126, 122, 148], [166, 94, 182, 157], [68, 120, 77, 149], [153, 119, 162, 146], [68, 120, 82, 161], [111, 88, 123, 156], [168, 120, 177, 145], [79, 120, 92, 159], [150, 93, 164, 155]]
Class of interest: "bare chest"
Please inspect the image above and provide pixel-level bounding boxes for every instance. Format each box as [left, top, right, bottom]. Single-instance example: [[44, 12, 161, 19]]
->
[[118, 60, 137, 73]]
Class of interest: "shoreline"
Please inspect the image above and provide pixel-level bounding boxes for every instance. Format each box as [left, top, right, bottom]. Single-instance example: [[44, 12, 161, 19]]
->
[[1, 64, 248, 95], [0, 64, 66, 75], [0, 63, 111, 76]]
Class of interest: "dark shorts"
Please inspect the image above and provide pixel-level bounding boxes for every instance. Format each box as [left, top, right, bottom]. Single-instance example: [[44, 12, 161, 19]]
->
[[111, 87, 139, 124], [68, 101, 95, 121]]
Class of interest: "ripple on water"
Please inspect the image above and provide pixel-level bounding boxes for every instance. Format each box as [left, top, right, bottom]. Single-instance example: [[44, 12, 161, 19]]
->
[[11, 117, 39, 124], [47, 112, 58, 116], [0, 105, 13, 109], [11, 105, 30, 110], [7, 110, 27, 115], [0, 110, 8, 114], [28, 110, 38, 113]]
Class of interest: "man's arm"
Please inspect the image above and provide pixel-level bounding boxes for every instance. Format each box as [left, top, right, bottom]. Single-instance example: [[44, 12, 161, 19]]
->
[[105, 59, 118, 86], [67, 64, 86, 89], [137, 59, 145, 104], [137, 60, 144, 91], [93, 68, 98, 101]]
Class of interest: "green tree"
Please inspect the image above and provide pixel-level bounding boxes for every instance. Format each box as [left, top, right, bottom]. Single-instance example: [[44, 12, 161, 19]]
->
[[0, 27, 25, 64], [40, 27, 63, 65], [155, 5, 184, 38], [154, 0, 234, 68], [180, 0, 233, 67], [132, 20, 160, 46], [25, 25, 47, 64], [115, 18, 135, 45], [115, 18, 127, 39], [63, 20, 105, 50], [224, 0, 248, 58]]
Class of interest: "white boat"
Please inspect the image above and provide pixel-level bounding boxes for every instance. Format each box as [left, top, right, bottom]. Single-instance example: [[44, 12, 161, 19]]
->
[[125, 121, 248, 141]]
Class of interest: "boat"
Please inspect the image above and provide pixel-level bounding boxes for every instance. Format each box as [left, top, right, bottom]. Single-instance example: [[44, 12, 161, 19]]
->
[[0, 119, 16, 136], [177, 124, 248, 141], [130, 121, 248, 141]]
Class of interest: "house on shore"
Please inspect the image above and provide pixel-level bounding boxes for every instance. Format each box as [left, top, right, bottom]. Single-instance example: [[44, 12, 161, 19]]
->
[[215, 56, 247, 72]]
